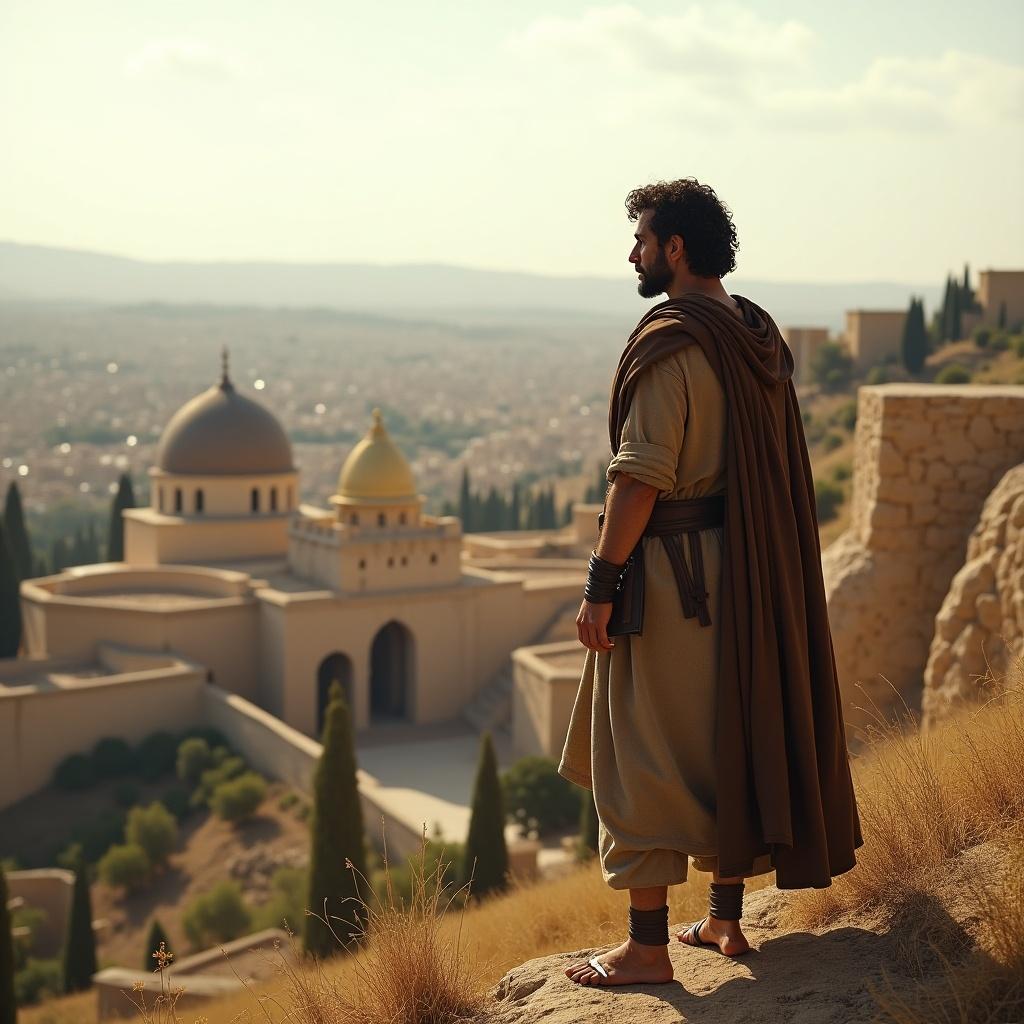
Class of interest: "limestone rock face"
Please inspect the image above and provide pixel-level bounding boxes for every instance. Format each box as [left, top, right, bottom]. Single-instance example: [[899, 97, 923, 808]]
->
[[821, 385, 1024, 730], [922, 463, 1024, 728]]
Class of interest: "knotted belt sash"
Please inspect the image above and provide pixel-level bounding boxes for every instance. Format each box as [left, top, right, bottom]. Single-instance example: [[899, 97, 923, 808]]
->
[[600, 493, 725, 629]]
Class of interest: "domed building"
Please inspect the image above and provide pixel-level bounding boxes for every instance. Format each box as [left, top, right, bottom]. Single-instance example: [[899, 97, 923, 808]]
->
[[125, 351, 299, 564], [18, 354, 584, 744]]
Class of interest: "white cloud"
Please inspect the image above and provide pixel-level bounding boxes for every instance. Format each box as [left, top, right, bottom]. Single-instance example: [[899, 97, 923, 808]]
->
[[507, 5, 1023, 134], [124, 39, 243, 81]]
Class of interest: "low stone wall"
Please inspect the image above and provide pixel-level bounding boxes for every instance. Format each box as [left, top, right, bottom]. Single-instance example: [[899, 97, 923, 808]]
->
[[512, 641, 585, 759], [923, 463, 1024, 727], [6, 869, 74, 957], [822, 384, 1024, 727], [0, 650, 205, 810]]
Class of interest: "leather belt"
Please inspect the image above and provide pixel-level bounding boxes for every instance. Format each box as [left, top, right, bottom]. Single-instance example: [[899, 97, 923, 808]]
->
[[598, 493, 725, 629], [644, 494, 725, 627]]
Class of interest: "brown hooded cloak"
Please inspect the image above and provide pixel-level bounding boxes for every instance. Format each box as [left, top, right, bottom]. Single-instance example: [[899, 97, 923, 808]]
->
[[608, 292, 863, 889]]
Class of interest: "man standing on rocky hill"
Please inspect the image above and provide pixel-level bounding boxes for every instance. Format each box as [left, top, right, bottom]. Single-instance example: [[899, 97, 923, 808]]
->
[[558, 178, 864, 987]]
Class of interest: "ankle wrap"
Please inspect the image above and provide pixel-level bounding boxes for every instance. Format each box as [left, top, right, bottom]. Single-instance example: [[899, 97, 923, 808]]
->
[[628, 904, 669, 946], [708, 881, 744, 921]]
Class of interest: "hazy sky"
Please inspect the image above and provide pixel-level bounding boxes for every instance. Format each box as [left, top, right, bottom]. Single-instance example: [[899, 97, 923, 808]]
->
[[1, 1, 1021, 283]]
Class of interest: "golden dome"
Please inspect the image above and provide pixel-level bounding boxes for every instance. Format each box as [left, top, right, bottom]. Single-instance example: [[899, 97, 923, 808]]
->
[[334, 409, 417, 506]]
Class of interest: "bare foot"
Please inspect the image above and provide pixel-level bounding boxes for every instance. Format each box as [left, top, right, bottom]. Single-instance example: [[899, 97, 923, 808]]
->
[[564, 936, 674, 986], [676, 915, 750, 957]]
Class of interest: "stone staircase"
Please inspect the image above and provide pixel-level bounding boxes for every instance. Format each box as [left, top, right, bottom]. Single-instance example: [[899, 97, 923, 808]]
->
[[462, 662, 514, 737]]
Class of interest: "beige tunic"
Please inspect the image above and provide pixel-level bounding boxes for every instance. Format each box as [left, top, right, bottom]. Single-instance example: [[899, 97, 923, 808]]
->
[[558, 344, 775, 889]]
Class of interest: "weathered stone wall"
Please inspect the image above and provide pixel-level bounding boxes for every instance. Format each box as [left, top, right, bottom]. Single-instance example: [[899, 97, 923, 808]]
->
[[922, 463, 1024, 728], [822, 384, 1024, 727]]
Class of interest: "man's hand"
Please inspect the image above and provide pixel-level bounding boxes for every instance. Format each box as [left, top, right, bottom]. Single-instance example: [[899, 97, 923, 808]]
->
[[577, 598, 615, 652]]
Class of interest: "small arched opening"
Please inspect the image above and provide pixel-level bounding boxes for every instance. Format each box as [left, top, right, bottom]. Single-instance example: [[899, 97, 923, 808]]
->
[[316, 652, 355, 736], [370, 620, 413, 722]]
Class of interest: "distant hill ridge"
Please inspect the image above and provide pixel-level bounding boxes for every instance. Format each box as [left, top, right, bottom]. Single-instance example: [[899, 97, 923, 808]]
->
[[0, 240, 941, 331]]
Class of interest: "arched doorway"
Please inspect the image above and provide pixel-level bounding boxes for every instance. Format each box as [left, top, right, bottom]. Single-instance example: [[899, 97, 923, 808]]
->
[[316, 652, 354, 736], [370, 621, 413, 722]]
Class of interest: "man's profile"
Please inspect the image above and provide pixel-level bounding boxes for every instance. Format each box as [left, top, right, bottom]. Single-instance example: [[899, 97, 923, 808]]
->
[[558, 177, 863, 986]]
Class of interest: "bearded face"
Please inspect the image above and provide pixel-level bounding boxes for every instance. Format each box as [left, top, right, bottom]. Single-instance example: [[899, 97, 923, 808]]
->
[[636, 243, 674, 298]]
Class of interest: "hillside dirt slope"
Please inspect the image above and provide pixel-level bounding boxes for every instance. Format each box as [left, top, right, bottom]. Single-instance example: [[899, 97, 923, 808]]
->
[[487, 840, 1000, 1024]]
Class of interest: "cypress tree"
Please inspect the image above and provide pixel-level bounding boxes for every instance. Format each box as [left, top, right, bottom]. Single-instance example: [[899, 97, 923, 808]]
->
[[3, 483, 31, 582], [0, 865, 15, 1024], [50, 537, 67, 574], [950, 283, 962, 342], [902, 297, 928, 375], [143, 918, 169, 971], [107, 473, 136, 562], [999, 300, 1007, 329], [939, 274, 953, 343], [510, 481, 521, 531], [0, 522, 21, 658], [303, 681, 368, 958], [458, 467, 472, 533], [578, 790, 599, 856], [460, 731, 508, 899], [484, 486, 502, 531], [62, 854, 97, 992]]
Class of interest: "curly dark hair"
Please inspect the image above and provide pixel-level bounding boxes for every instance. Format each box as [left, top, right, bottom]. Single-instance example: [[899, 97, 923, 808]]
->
[[625, 178, 739, 278]]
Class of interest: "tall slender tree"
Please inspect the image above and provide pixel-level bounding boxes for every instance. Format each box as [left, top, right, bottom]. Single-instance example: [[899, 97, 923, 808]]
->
[[61, 854, 97, 993], [3, 483, 31, 581], [460, 731, 509, 899], [303, 681, 368, 958], [458, 467, 473, 533], [901, 297, 929, 375], [0, 522, 21, 658], [0, 864, 15, 1024], [107, 473, 136, 562], [143, 918, 169, 971]]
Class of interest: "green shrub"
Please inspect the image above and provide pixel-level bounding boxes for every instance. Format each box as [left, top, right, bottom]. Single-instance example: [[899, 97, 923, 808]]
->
[[501, 755, 581, 836], [191, 753, 246, 809], [935, 363, 971, 384], [137, 732, 178, 782], [113, 782, 141, 808], [210, 773, 267, 823], [865, 365, 888, 385], [369, 839, 463, 910], [97, 843, 150, 891], [13, 957, 62, 1006], [278, 791, 299, 812], [810, 341, 853, 393], [821, 432, 844, 453], [182, 881, 251, 948], [178, 726, 228, 750], [176, 738, 214, 788], [91, 737, 136, 778], [125, 802, 178, 867], [252, 867, 308, 933], [990, 332, 1010, 351], [831, 462, 852, 482], [1012, 334, 1024, 358], [53, 753, 96, 791], [814, 479, 845, 522], [160, 786, 191, 821], [71, 809, 126, 864], [973, 326, 992, 348], [832, 400, 858, 432]]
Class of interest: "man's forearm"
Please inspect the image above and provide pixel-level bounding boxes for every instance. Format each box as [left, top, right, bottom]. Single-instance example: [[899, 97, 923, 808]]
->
[[595, 473, 659, 565]]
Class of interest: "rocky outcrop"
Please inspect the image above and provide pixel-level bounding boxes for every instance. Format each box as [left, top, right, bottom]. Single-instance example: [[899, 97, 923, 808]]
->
[[488, 840, 1004, 1024], [822, 384, 1024, 728], [923, 463, 1024, 728]]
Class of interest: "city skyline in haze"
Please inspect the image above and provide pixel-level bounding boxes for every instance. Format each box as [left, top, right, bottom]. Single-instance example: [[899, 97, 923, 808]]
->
[[1, 0, 1021, 286]]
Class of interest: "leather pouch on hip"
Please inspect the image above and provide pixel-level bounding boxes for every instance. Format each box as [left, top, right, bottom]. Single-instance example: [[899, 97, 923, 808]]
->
[[597, 510, 645, 637]]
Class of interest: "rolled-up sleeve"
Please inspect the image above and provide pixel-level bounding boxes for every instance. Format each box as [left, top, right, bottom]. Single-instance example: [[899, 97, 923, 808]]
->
[[606, 362, 687, 497]]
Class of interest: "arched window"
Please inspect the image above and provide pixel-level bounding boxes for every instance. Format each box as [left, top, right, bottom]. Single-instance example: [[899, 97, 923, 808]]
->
[[251, 487, 260, 513], [399, 511, 407, 525], [174, 488, 183, 513], [378, 512, 387, 527], [429, 552, 438, 564], [270, 486, 278, 511], [287, 486, 293, 510], [195, 488, 204, 514], [358, 558, 366, 569], [350, 512, 359, 526], [387, 556, 394, 567]]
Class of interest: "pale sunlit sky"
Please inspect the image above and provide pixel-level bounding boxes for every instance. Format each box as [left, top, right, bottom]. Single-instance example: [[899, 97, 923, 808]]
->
[[1, 0, 1021, 283]]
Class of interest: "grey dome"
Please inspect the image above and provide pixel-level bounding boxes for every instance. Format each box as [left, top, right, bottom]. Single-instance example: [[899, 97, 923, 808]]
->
[[156, 370, 294, 476]]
